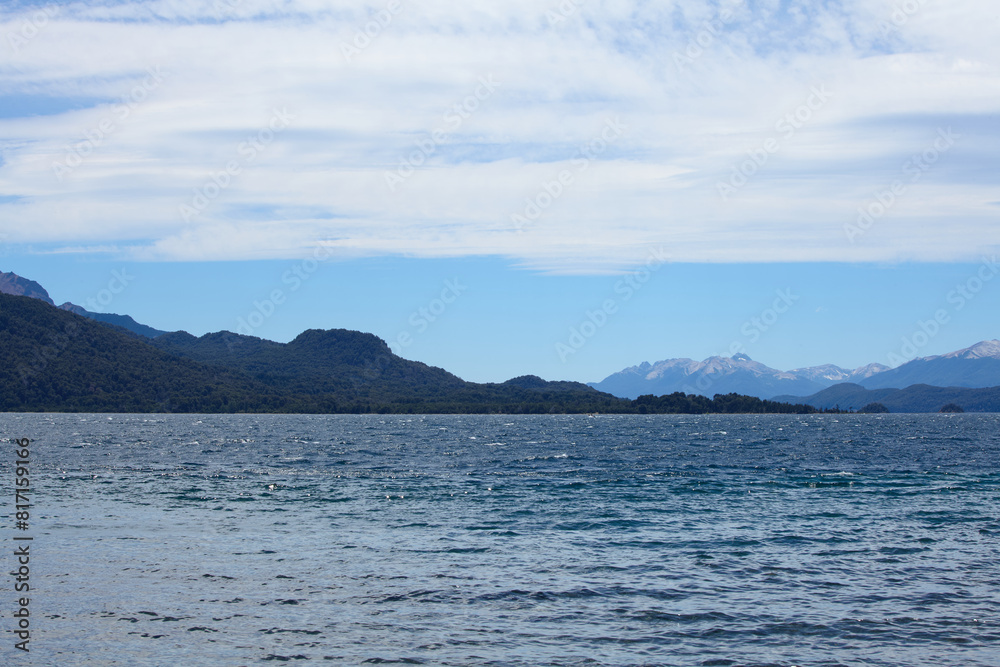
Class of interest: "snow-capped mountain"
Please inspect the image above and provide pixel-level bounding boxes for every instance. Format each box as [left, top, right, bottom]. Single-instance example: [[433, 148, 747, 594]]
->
[[846, 362, 892, 382], [859, 340, 1000, 390], [592, 343, 999, 400], [788, 364, 853, 384], [591, 353, 830, 400]]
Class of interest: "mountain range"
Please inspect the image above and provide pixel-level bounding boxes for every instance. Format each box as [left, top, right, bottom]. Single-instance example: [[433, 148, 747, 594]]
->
[[3, 269, 998, 413], [0, 272, 820, 414], [591, 342, 1000, 400]]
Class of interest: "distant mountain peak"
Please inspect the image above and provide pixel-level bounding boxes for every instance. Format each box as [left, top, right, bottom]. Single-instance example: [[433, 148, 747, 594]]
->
[[0, 270, 166, 338], [0, 271, 54, 305], [59, 302, 86, 315], [732, 352, 752, 362], [943, 339, 1000, 360]]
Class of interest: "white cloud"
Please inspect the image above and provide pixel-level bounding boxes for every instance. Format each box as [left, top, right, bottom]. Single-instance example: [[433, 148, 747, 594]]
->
[[0, 0, 997, 271]]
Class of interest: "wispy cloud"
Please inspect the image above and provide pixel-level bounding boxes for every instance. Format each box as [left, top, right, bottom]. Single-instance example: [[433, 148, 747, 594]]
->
[[0, 0, 997, 272]]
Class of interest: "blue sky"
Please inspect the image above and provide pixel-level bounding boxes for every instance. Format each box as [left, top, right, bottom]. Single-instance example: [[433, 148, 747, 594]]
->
[[1, 0, 998, 383]]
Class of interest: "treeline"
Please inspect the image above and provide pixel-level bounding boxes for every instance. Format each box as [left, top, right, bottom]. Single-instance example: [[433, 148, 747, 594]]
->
[[631, 392, 832, 414]]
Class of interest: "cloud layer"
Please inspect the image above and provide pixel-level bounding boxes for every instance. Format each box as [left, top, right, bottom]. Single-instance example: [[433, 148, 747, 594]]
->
[[1, 0, 998, 271]]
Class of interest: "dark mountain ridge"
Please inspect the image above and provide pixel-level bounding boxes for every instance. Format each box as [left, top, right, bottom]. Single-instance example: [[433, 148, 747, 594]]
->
[[0, 269, 167, 338], [58, 302, 168, 339], [1, 292, 821, 414], [149, 327, 469, 400]]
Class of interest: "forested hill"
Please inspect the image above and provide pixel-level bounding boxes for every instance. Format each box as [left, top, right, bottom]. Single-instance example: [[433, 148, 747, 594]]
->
[[773, 382, 1000, 413], [0, 292, 270, 412], [2, 292, 821, 414], [149, 327, 468, 397]]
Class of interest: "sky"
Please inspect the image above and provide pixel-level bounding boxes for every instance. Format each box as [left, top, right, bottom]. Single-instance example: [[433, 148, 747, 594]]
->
[[0, 0, 998, 384]]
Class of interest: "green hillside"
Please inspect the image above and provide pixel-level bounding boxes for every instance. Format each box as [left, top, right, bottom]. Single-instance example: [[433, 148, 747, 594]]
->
[[0, 293, 274, 412]]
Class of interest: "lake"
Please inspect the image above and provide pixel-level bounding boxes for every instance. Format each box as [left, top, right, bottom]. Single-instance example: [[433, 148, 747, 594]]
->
[[2, 413, 999, 665]]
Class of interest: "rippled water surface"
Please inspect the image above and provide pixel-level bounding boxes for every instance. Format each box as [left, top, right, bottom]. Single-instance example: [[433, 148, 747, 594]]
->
[[3, 413, 999, 666]]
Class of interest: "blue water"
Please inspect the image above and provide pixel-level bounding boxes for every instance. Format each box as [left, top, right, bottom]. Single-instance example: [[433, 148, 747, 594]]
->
[[2, 413, 999, 666]]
